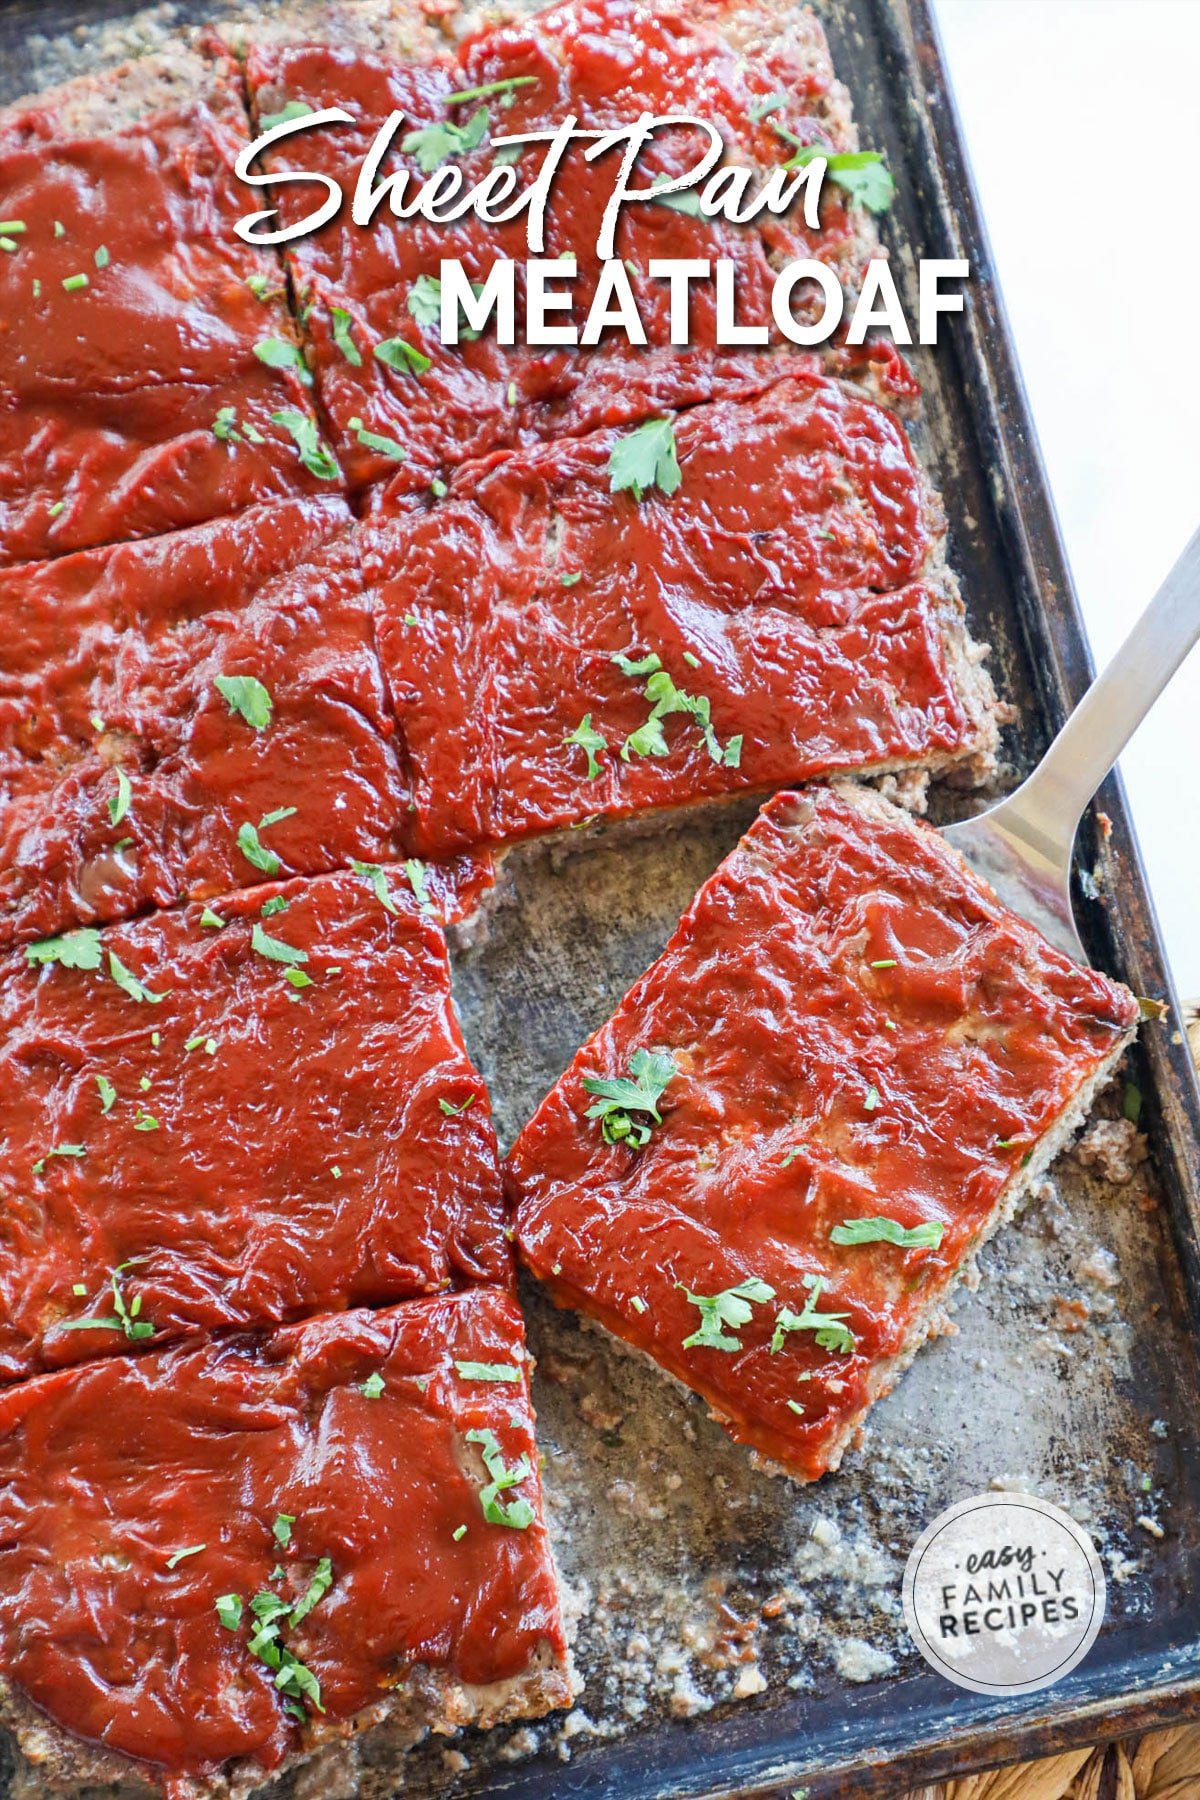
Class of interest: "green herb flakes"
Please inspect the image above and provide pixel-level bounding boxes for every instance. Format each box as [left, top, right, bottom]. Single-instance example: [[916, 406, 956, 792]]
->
[[200, 907, 225, 930], [273, 1514, 295, 1548], [96, 1074, 117, 1113], [405, 858, 434, 913], [108, 951, 165, 1005], [608, 416, 681, 502], [350, 858, 399, 915], [455, 1360, 521, 1382], [360, 1371, 385, 1399], [439, 1095, 476, 1116], [374, 335, 432, 377], [330, 306, 362, 365], [443, 74, 537, 105], [62, 272, 89, 292], [105, 768, 132, 827], [167, 1544, 206, 1569], [769, 1274, 855, 1356], [582, 1047, 675, 1148], [564, 714, 607, 780], [215, 673, 273, 731], [60, 1260, 155, 1342], [401, 107, 488, 175], [254, 336, 312, 383], [26, 927, 102, 971], [453, 1523, 468, 1541], [271, 409, 339, 481], [259, 100, 315, 132], [680, 1276, 775, 1352], [285, 969, 313, 989], [94, 245, 110, 270], [465, 1427, 535, 1529], [251, 924, 309, 968], [830, 1217, 944, 1250], [216, 1594, 243, 1629]]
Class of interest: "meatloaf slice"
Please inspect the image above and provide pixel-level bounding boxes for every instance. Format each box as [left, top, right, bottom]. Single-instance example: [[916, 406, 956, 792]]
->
[[362, 375, 997, 857], [0, 42, 340, 566], [238, 0, 893, 497], [0, 1288, 574, 1798], [0, 864, 509, 1385], [0, 497, 414, 948], [508, 782, 1140, 1481]]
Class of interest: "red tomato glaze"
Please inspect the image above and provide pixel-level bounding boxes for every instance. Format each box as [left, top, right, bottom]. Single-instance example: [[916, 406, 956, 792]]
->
[[0, 50, 338, 565], [0, 498, 411, 947], [509, 785, 1139, 1479], [245, 0, 875, 493], [364, 375, 987, 856], [0, 867, 509, 1384], [0, 1289, 570, 1782]]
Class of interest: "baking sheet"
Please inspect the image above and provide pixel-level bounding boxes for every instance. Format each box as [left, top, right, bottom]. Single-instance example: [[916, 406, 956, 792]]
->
[[3, 0, 1200, 1796]]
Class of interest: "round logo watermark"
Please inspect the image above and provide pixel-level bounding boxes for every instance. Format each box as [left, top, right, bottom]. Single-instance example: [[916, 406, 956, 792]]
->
[[902, 1492, 1106, 1696]]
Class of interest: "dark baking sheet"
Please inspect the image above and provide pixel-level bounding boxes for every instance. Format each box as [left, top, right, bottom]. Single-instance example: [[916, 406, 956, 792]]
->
[[3, 1, 1200, 1797]]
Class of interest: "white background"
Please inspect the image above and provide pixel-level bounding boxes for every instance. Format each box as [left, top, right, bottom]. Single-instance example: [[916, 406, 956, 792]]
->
[[931, 0, 1200, 997]]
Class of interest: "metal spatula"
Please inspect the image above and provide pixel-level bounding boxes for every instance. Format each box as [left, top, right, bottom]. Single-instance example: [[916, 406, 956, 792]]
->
[[940, 524, 1200, 963]]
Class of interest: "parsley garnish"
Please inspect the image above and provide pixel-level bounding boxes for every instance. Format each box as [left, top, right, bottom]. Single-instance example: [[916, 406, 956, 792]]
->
[[455, 1360, 521, 1382], [245, 271, 273, 301], [830, 1217, 944, 1250], [612, 653, 740, 767], [453, 1523, 468, 1541], [34, 1143, 85, 1174], [62, 272, 89, 292], [289, 1555, 333, 1626], [260, 895, 288, 918], [748, 92, 788, 122], [350, 858, 398, 915], [443, 74, 537, 106], [330, 306, 362, 366], [375, 335, 432, 377], [251, 924, 308, 968], [25, 927, 102, 971], [108, 767, 131, 827], [404, 272, 485, 342], [347, 415, 406, 460], [166, 1544, 206, 1569], [237, 809, 293, 876], [259, 100, 314, 132], [773, 129, 895, 212], [564, 714, 607, 779], [770, 1275, 855, 1355], [61, 1260, 155, 1341], [465, 1427, 535, 1528], [215, 673, 273, 730], [215, 1594, 243, 1629], [96, 1074, 116, 1114], [94, 245, 110, 270], [680, 1276, 775, 1351], [224, 1548, 334, 1720], [271, 409, 339, 481], [273, 1514, 295, 1548], [200, 907, 225, 929], [360, 1371, 385, 1399], [285, 969, 313, 990], [402, 107, 488, 174], [405, 859, 434, 913], [213, 406, 240, 442], [108, 950, 165, 1005], [608, 417, 681, 501], [439, 1095, 476, 1116], [649, 172, 702, 216], [583, 1048, 675, 1147], [133, 1111, 160, 1132], [254, 337, 312, 384]]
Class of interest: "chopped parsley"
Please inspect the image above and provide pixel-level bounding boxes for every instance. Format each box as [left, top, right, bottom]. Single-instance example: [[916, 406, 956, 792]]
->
[[236, 810, 293, 876], [772, 129, 895, 212], [25, 927, 102, 970], [346, 416, 406, 461], [251, 923, 308, 968], [34, 1143, 85, 1174], [133, 1111, 160, 1132], [271, 409, 339, 481], [453, 1523, 468, 1541], [465, 1427, 535, 1529], [213, 406, 240, 442], [613, 653, 740, 767], [863, 1084, 879, 1112], [608, 416, 681, 502], [374, 335, 432, 377], [330, 306, 362, 366], [289, 1555, 333, 1626], [285, 969, 313, 990], [166, 1544, 206, 1569], [108, 950, 165, 1005], [869, 958, 898, 970], [260, 99, 314, 131], [109, 769, 132, 828], [582, 1048, 675, 1148], [61, 1260, 155, 1341], [401, 106, 488, 175], [254, 337, 312, 383], [769, 1274, 855, 1355], [350, 858, 398, 915], [260, 895, 288, 918], [405, 858, 434, 913], [360, 1371, 385, 1399], [564, 714, 607, 780], [443, 74, 537, 106], [96, 1074, 117, 1113], [430, 477, 448, 499], [215, 1594, 243, 1630], [407, 273, 443, 330], [649, 172, 702, 216], [245, 271, 274, 301], [215, 673, 273, 730], [94, 245, 110, 270], [455, 1360, 521, 1382], [679, 1276, 775, 1352], [830, 1217, 944, 1250], [273, 1514, 295, 1548], [560, 571, 582, 588], [439, 1095, 476, 1116], [630, 1295, 647, 1315], [61, 272, 89, 292], [200, 907, 225, 929]]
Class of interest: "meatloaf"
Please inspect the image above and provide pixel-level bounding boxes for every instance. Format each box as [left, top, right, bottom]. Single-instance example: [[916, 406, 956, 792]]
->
[[0, 498, 410, 948], [508, 783, 1140, 1480], [0, 865, 509, 1384], [0, 43, 341, 567], [0, 1288, 574, 1798], [362, 374, 997, 856], [238, 0, 891, 497]]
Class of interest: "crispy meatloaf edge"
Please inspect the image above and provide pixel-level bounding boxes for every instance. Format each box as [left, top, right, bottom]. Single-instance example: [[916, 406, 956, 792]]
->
[[523, 778, 1138, 1485], [3, 37, 245, 138], [0, 1623, 578, 1800]]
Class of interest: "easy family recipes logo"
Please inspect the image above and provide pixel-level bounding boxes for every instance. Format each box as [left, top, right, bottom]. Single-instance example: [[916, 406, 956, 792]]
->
[[233, 98, 969, 349]]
